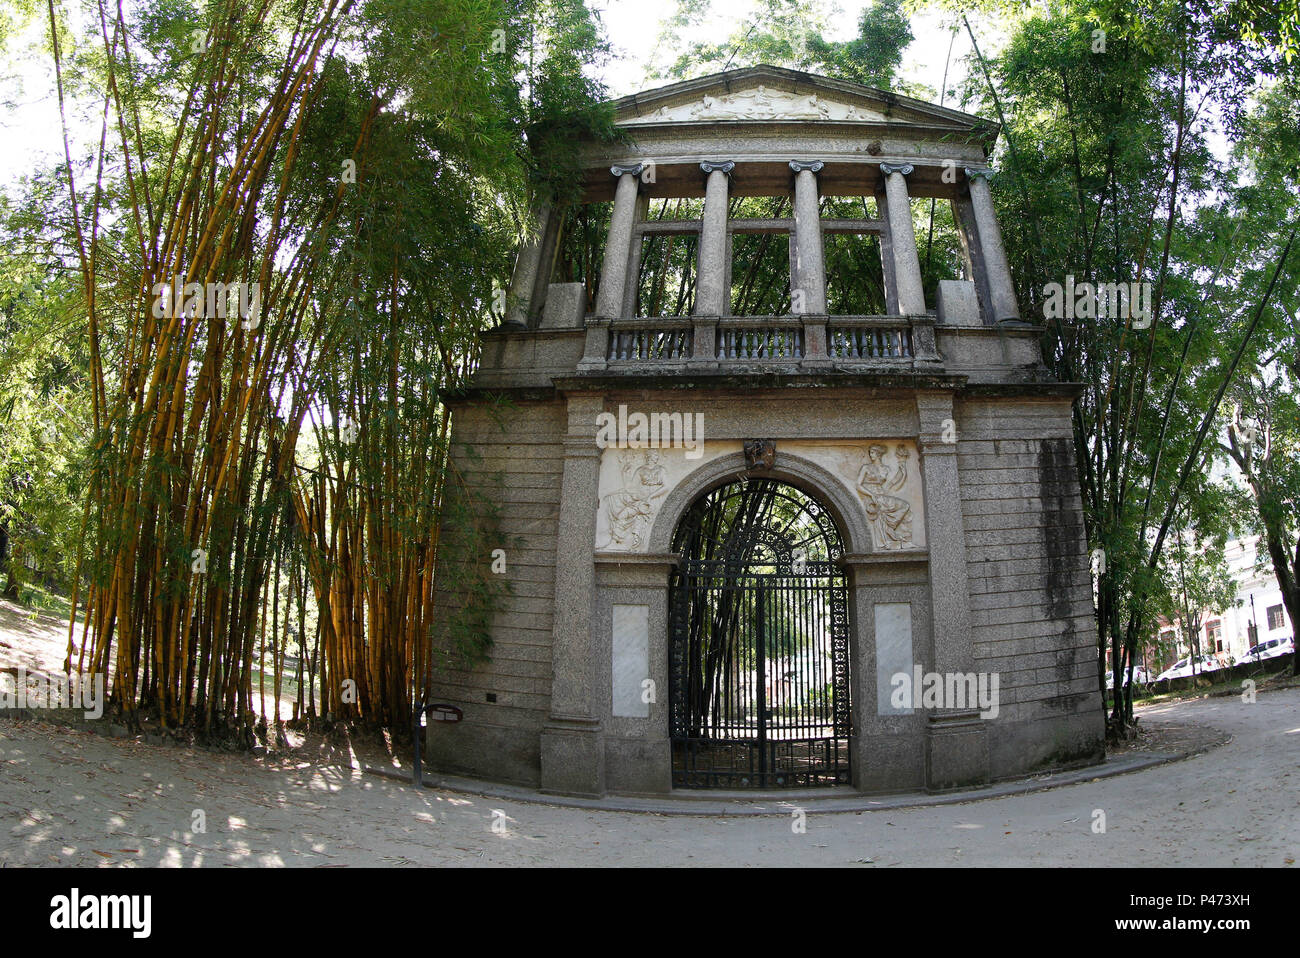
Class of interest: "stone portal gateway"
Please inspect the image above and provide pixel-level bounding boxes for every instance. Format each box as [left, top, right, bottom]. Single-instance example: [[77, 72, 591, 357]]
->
[[428, 65, 1106, 798], [669, 479, 851, 788]]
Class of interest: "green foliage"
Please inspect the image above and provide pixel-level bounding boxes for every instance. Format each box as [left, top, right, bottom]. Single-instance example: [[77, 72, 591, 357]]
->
[[652, 0, 832, 80], [0, 196, 89, 595], [917, 0, 1300, 714], [1154, 509, 1239, 657], [651, 0, 921, 94], [1, 0, 616, 733], [806, 0, 914, 87]]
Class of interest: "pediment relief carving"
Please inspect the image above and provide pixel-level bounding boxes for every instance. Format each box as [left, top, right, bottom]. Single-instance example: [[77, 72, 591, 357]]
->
[[620, 84, 891, 125]]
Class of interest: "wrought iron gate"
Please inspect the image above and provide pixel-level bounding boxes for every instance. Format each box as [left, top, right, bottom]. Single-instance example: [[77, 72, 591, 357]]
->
[[669, 479, 850, 788]]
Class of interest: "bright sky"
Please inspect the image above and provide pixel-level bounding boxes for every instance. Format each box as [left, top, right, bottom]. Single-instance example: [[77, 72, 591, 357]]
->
[[589, 0, 977, 101], [0, 1, 992, 187]]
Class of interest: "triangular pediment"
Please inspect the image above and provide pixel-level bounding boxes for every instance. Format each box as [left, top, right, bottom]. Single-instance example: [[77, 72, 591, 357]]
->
[[621, 83, 889, 124], [611, 65, 996, 143]]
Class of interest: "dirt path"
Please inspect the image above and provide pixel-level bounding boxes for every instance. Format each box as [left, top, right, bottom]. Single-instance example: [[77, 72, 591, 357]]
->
[[0, 598, 300, 722], [1, 689, 1295, 867], [0, 600, 77, 675]]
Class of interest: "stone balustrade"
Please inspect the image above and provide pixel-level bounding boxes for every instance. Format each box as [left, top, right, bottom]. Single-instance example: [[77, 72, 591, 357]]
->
[[605, 320, 693, 362], [715, 319, 805, 360], [579, 313, 936, 372]]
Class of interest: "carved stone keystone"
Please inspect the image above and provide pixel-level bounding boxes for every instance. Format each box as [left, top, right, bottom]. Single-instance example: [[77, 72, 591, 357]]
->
[[744, 439, 777, 472]]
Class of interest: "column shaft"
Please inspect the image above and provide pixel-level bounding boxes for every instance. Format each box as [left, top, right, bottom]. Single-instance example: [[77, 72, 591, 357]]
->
[[876, 186, 899, 314], [549, 400, 603, 715], [916, 391, 988, 790], [540, 394, 607, 796], [694, 164, 731, 316], [966, 171, 1020, 322], [595, 167, 641, 319], [528, 202, 563, 323], [790, 163, 827, 314], [882, 164, 925, 315], [506, 200, 551, 327], [952, 196, 994, 324]]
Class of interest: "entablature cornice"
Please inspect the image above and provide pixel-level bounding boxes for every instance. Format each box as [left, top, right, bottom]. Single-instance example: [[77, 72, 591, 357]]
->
[[575, 155, 992, 202]]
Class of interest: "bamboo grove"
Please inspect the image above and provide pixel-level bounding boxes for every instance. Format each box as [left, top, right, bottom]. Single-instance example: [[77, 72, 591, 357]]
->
[[42, 0, 614, 740], [16, 0, 1299, 750], [951, 1, 1300, 732]]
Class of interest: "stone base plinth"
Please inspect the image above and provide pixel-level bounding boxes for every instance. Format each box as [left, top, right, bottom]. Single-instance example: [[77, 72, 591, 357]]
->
[[925, 712, 990, 791], [539, 715, 605, 798]]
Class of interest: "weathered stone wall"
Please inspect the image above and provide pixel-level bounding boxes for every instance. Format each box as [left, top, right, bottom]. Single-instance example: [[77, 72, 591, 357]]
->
[[424, 399, 566, 786], [427, 388, 1106, 793], [957, 396, 1106, 778]]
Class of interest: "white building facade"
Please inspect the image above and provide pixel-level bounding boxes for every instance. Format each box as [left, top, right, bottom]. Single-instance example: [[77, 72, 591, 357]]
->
[[1155, 535, 1294, 665]]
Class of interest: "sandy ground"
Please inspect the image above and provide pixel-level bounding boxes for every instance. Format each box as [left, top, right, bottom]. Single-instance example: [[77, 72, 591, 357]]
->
[[0, 598, 300, 721], [3, 598, 1296, 867], [0, 600, 78, 675], [1, 687, 1296, 867]]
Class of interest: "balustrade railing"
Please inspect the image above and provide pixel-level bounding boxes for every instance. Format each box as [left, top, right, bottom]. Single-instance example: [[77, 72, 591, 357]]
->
[[716, 321, 803, 360], [827, 321, 913, 359], [606, 321, 693, 362], [581, 314, 932, 371]]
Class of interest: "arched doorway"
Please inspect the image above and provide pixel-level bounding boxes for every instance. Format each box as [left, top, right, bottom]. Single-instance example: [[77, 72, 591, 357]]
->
[[668, 478, 851, 788]]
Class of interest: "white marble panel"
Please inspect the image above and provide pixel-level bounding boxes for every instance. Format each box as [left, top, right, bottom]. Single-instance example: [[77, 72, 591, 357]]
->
[[875, 602, 914, 716], [612, 603, 650, 718]]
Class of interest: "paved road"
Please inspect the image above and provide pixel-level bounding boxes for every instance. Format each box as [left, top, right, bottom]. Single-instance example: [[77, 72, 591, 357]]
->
[[1, 689, 1295, 866]]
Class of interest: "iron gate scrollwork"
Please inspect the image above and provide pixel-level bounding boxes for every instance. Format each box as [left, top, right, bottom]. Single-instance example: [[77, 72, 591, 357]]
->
[[669, 479, 851, 788]]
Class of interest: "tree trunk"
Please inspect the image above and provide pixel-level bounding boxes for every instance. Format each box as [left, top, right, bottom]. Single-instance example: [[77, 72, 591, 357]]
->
[[1257, 516, 1300, 677], [0, 522, 19, 602]]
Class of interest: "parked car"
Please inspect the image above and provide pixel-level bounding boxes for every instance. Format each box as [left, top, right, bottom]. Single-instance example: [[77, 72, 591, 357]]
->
[[1243, 636, 1295, 662], [1104, 665, 1151, 690], [1155, 655, 1220, 682]]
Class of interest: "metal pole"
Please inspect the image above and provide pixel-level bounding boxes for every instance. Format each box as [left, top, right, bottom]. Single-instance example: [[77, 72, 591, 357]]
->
[[756, 585, 767, 785], [412, 704, 423, 788], [1249, 594, 1260, 659]]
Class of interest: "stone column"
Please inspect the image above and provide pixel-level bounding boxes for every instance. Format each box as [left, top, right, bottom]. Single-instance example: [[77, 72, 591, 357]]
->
[[876, 185, 899, 314], [528, 202, 563, 325], [951, 196, 994, 324], [539, 394, 606, 796], [964, 167, 1021, 322], [594, 164, 643, 320], [880, 162, 926, 315], [505, 199, 552, 327], [694, 161, 733, 317], [789, 161, 827, 315], [916, 391, 988, 791]]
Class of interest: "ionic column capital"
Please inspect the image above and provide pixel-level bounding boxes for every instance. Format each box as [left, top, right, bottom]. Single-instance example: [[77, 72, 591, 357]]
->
[[789, 160, 824, 174], [964, 166, 995, 182], [610, 163, 646, 178], [700, 160, 735, 176], [880, 162, 915, 177]]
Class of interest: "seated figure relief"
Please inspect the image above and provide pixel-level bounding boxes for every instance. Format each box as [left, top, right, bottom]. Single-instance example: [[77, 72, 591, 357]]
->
[[597, 450, 668, 550], [853, 443, 914, 550]]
